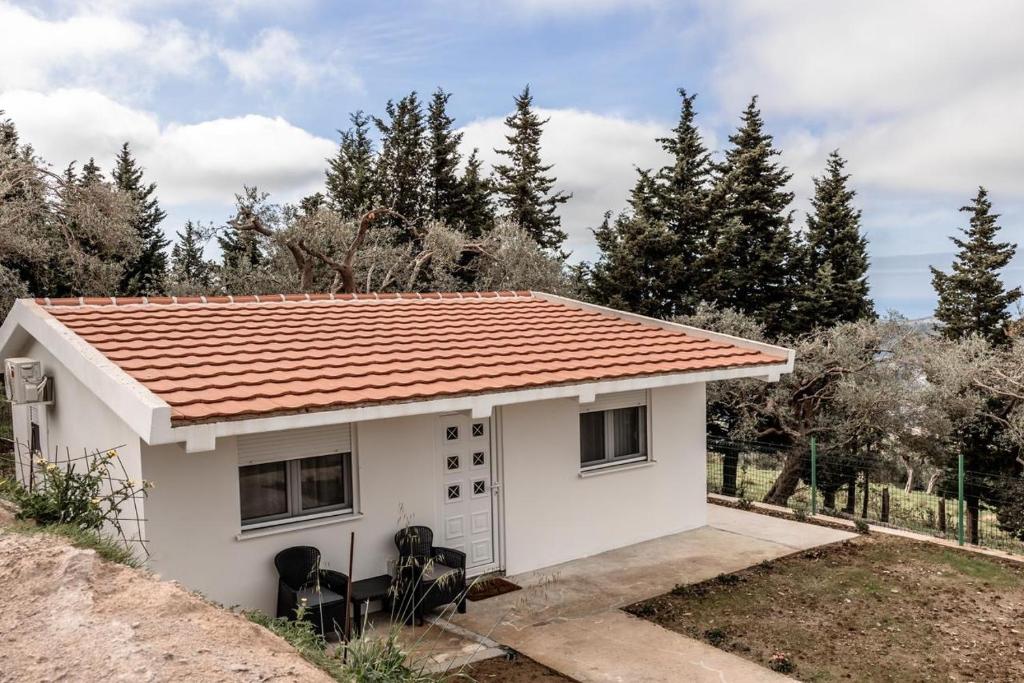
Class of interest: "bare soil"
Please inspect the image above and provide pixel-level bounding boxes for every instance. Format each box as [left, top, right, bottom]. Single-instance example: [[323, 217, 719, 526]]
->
[[628, 534, 1024, 682], [465, 652, 571, 681], [0, 521, 333, 682]]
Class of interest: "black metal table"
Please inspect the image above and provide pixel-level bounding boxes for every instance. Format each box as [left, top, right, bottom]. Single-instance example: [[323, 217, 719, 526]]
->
[[349, 574, 392, 636]]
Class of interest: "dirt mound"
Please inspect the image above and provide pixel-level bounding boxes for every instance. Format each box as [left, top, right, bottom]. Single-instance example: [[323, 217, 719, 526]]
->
[[0, 526, 332, 682]]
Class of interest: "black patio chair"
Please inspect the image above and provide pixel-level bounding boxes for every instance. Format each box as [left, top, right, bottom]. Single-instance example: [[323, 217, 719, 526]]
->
[[393, 525, 467, 625], [273, 545, 349, 637]]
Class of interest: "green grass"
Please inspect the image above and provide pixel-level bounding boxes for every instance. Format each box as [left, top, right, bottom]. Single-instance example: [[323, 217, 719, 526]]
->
[[6, 520, 140, 567]]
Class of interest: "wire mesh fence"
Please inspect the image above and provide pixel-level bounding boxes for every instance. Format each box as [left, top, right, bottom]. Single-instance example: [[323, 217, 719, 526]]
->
[[0, 402, 13, 480], [708, 436, 1024, 554]]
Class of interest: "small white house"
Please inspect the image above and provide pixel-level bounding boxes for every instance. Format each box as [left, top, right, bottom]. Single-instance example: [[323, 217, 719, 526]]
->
[[0, 291, 792, 613]]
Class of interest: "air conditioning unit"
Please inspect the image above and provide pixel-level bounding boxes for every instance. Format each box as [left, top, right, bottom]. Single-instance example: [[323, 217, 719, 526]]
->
[[4, 358, 53, 405]]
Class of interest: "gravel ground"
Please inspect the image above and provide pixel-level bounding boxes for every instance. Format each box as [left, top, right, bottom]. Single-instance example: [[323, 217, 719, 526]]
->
[[0, 516, 332, 683]]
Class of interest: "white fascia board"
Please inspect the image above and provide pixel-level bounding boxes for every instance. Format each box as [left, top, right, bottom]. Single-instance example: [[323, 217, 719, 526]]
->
[[161, 359, 790, 450], [0, 300, 170, 443], [531, 292, 796, 371]]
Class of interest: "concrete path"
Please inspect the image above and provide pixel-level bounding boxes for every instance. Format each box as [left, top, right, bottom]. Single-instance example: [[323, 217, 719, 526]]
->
[[451, 504, 856, 682]]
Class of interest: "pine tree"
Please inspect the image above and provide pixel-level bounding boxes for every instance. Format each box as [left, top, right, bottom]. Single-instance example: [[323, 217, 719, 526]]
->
[[80, 157, 103, 184], [112, 143, 169, 295], [706, 97, 797, 336], [795, 151, 874, 330], [218, 227, 264, 271], [374, 92, 427, 229], [458, 149, 495, 237], [931, 187, 1021, 346], [426, 88, 464, 226], [325, 111, 376, 217], [649, 89, 714, 313], [493, 86, 570, 251], [588, 176, 680, 318], [170, 221, 214, 291]]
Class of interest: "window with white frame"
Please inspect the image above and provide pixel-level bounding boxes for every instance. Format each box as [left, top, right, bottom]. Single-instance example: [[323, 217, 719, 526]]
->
[[237, 425, 356, 528], [579, 391, 650, 469]]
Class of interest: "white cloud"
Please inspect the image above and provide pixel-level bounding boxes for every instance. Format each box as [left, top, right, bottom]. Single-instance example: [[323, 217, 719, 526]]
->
[[0, 3, 142, 90], [460, 108, 684, 259], [707, 1, 1024, 200], [0, 2, 213, 92], [0, 88, 335, 205], [218, 28, 360, 91]]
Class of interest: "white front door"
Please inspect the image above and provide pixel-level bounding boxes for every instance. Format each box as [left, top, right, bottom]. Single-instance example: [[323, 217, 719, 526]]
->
[[437, 413, 498, 574]]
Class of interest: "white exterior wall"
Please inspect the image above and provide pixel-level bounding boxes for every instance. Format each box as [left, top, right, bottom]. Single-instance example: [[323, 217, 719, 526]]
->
[[141, 413, 439, 614], [141, 384, 708, 611], [7, 338, 145, 543], [500, 383, 707, 575]]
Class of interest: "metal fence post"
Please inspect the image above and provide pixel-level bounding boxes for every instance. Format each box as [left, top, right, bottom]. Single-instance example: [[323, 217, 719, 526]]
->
[[957, 452, 965, 547], [810, 437, 818, 516]]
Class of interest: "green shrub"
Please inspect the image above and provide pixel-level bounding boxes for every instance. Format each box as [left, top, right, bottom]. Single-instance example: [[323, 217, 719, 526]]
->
[[737, 497, 754, 511], [854, 518, 870, 534], [245, 609, 438, 682], [704, 627, 728, 646], [2, 450, 151, 533], [792, 507, 808, 522], [768, 651, 795, 673]]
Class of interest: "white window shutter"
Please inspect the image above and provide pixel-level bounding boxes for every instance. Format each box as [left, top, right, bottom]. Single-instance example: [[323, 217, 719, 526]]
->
[[237, 424, 352, 465], [579, 390, 648, 414]]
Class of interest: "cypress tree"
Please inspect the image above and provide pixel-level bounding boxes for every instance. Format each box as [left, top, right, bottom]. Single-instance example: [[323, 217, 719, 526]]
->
[[795, 151, 874, 330], [706, 97, 797, 336], [931, 187, 1021, 346], [426, 88, 464, 226], [493, 86, 570, 251], [112, 143, 169, 295], [325, 111, 376, 217], [655, 89, 713, 313], [170, 221, 214, 291], [374, 92, 427, 229], [458, 149, 495, 238]]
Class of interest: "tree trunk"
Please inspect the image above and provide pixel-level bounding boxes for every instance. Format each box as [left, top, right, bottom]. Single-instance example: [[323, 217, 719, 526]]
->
[[764, 452, 804, 506], [861, 468, 870, 519], [722, 449, 739, 498], [881, 488, 890, 523], [823, 488, 836, 510], [844, 473, 857, 514], [904, 463, 914, 493], [938, 498, 946, 534], [925, 471, 940, 495], [967, 497, 980, 545]]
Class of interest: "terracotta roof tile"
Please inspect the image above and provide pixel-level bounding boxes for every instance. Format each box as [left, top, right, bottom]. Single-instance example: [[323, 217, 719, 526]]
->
[[39, 291, 787, 425]]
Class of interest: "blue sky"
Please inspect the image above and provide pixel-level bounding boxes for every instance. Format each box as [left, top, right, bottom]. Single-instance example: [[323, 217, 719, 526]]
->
[[2, 0, 1022, 317]]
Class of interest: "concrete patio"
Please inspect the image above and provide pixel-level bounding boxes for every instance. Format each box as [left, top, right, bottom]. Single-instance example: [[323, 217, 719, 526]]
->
[[446, 504, 857, 682]]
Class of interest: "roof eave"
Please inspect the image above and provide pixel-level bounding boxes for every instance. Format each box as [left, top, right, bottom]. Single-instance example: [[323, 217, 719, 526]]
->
[[156, 359, 791, 453], [0, 300, 171, 444]]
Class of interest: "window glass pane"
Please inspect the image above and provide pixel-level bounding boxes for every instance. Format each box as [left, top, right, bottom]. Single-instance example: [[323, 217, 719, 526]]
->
[[580, 411, 606, 464], [612, 406, 645, 457], [239, 462, 288, 522], [300, 453, 349, 511]]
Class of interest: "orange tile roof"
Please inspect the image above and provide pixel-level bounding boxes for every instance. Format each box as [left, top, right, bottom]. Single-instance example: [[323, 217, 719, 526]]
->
[[37, 292, 787, 425]]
